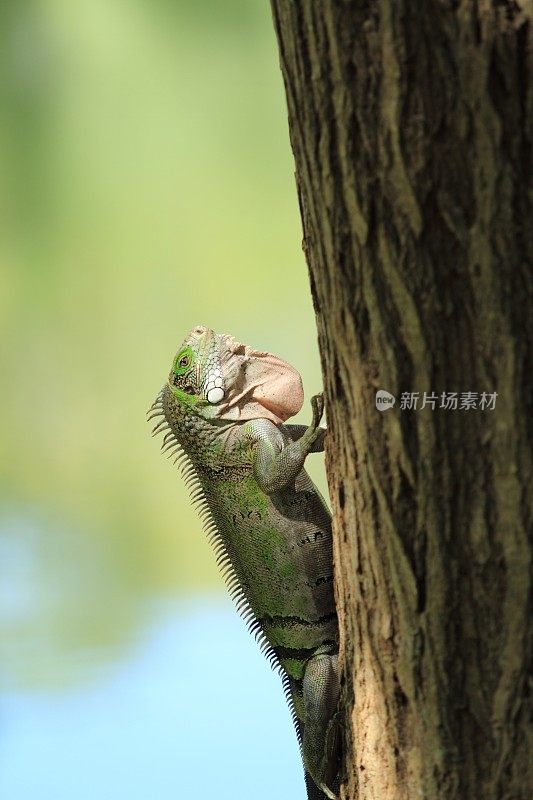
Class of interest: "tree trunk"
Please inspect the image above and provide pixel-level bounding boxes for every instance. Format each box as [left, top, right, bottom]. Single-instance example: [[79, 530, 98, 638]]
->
[[269, 2, 532, 799]]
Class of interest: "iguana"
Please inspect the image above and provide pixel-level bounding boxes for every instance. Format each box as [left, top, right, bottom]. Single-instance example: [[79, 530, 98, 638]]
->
[[148, 325, 340, 799]]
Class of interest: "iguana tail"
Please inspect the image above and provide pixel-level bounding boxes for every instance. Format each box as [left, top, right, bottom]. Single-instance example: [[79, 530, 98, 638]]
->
[[305, 772, 338, 800]]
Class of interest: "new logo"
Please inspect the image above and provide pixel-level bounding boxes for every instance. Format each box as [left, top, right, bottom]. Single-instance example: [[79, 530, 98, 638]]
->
[[375, 390, 396, 411]]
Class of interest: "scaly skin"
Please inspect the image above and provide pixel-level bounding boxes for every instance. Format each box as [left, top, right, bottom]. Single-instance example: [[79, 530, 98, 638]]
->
[[149, 326, 340, 799]]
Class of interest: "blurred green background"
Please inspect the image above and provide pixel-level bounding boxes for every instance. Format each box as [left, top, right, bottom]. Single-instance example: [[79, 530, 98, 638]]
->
[[0, 0, 324, 752]]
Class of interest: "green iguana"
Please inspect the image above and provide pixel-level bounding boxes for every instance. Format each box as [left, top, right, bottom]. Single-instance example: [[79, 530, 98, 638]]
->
[[148, 325, 340, 799]]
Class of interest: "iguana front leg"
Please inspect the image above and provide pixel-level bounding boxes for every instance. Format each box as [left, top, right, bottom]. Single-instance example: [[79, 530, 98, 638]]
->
[[250, 394, 325, 493], [284, 423, 327, 453]]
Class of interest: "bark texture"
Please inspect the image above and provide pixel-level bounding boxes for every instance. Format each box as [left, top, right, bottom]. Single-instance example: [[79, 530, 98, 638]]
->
[[270, 2, 532, 799]]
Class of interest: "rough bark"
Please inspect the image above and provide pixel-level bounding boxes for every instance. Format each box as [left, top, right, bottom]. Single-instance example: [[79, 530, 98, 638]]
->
[[269, 2, 532, 799]]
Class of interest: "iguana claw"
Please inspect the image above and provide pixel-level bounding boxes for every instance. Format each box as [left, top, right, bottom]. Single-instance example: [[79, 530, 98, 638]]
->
[[310, 393, 325, 429]]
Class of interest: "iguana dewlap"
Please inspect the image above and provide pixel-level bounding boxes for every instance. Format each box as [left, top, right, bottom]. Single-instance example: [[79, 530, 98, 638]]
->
[[149, 325, 340, 799]]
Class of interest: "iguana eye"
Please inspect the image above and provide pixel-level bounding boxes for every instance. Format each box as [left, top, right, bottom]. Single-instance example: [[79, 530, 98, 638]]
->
[[173, 346, 195, 376]]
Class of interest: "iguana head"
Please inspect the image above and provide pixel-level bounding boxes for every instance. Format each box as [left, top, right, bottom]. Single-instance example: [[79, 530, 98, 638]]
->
[[165, 325, 304, 424]]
